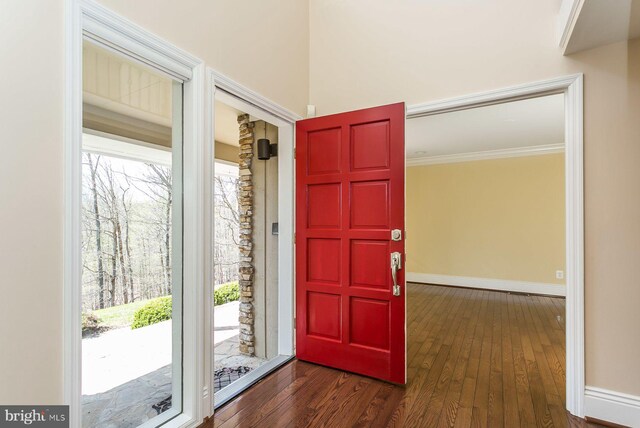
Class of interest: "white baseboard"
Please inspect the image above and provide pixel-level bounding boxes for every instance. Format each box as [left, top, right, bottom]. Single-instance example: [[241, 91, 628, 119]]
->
[[585, 386, 640, 427], [406, 273, 566, 297]]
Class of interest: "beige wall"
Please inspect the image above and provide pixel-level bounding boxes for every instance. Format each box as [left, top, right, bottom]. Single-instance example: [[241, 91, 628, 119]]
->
[[0, 0, 64, 404], [309, 0, 640, 395], [0, 0, 308, 405], [251, 121, 279, 360], [406, 155, 565, 285]]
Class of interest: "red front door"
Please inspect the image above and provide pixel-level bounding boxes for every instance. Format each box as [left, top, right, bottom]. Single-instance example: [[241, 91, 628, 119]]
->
[[295, 103, 406, 384]]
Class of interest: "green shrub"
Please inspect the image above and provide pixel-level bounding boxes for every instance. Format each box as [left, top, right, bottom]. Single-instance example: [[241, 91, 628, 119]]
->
[[131, 296, 172, 329], [129, 282, 239, 329], [214, 281, 240, 305]]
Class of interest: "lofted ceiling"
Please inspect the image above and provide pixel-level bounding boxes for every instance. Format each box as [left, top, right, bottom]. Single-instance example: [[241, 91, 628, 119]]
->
[[405, 94, 564, 161]]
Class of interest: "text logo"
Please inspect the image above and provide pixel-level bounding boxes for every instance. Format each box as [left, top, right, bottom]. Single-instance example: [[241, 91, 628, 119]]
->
[[0, 406, 68, 427]]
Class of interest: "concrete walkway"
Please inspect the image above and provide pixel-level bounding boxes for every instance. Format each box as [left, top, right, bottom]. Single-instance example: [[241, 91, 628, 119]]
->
[[83, 320, 173, 395], [213, 301, 241, 344], [82, 300, 266, 427], [83, 365, 171, 428], [83, 301, 242, 395]]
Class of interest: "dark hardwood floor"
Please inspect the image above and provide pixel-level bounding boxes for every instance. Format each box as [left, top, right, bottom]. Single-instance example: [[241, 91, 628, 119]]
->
[[211, 284, 603, 427]]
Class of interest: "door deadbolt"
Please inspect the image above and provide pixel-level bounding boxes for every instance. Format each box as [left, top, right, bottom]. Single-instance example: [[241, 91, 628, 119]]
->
[[391, 229, 402, 241]]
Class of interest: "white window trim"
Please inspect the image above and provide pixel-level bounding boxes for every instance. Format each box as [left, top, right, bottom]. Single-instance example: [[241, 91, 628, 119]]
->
[[64, 1, 207, 427], [406, 73, 585, 418]]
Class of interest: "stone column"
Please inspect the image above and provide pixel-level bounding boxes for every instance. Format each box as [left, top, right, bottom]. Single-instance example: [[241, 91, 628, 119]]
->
[[237, 114, 255, 355]]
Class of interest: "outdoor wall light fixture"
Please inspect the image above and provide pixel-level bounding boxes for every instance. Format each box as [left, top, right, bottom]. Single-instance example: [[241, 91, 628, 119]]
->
[[257, 121, 277, 160]]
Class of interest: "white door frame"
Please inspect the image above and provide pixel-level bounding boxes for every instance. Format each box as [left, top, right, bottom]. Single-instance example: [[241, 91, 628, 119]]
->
[[206, 69, 301, 409], [64, 1, 207, 427], [405, 73, 585, 417]]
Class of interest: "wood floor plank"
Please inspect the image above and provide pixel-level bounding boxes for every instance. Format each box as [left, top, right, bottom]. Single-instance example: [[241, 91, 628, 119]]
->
[[393, 288, 469, 426], [436, 290, 483, 428], [351, 381, 398, 427], [514, 294, 555, 428], [487, 292, 504, 428], [275, 365, 349, 427], [533, 295, 567, 399], [470, 291, 496, 427], [402, 294, 470, 426], [216, 363, 325, 427], [500, 292, 521, 427], [521, 296, 567, 428], [277, 371, 373, 428], [212, 285, 607, 428], [213, 360, 316, 424], [507, 293, 539, 427], [416, 288, 479, 426], [453, 290, 490, 428]]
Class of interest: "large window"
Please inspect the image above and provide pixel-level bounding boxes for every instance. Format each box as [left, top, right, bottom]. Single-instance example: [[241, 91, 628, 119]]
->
[[81, 41, 184, 428], [69, 7, 296, 424]]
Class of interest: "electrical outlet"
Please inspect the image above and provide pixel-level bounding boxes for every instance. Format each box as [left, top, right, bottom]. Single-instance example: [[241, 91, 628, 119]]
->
[[556, 270, 564, 280]]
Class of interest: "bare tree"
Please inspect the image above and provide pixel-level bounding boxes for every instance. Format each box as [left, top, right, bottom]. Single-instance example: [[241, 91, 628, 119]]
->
[[145, 164, 172, 294], [121, 187, 135, 302], [215, 175, 240, 246], [97, 163, 119, 307], [86, 153, 106, 309], [214, 174, 240, 285], [81, 154, 212, 311]]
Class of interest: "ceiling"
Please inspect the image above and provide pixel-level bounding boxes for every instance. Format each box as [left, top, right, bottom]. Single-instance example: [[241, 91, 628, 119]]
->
[[406, 94, 564, 160], [561, 0, 640, 55], [215, 100, 243, 146]]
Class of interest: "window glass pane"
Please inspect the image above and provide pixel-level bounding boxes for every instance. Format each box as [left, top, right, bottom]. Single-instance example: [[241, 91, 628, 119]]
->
[[81, 40, 183, 427]]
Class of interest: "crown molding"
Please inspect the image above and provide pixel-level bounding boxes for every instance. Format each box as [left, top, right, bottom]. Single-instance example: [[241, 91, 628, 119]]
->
[[406, 143, 565, 166], [557, 0, 585, 53]]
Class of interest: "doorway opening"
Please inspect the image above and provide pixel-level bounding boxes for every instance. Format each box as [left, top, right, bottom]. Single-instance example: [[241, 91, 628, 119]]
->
[[212, 99, 280, 393], [404, 90, 576, 425], [210, 80, 296, 408]]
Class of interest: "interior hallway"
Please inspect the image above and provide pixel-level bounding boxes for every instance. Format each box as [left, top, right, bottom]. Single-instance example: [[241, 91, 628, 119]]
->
[[211, 284, 604, 427]]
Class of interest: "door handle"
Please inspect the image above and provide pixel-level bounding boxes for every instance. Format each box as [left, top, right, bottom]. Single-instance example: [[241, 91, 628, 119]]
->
[[390, 252, 402, 296]]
